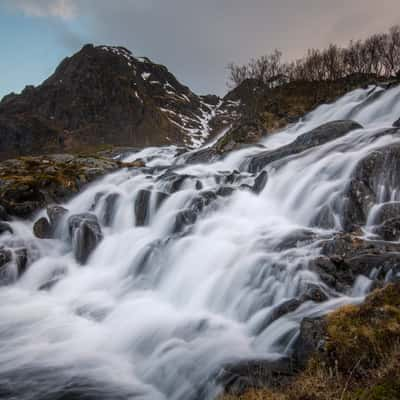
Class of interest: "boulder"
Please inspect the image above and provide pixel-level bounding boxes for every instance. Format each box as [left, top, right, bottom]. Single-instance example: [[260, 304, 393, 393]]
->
[[293, 317, 327, 369], [172, 210, 197, 234], [0, 248, 12, 270], [217, 187, 236, 197], [341, 142, 400, 231], [101, 193, 121, 226], [300, 283, 329, 303], [47, 205, 68, 226], [33, 205, 68, 239], [252, 170, 268, 194], [219, 358, 295, 395], [0, 205, 10, 221], [155, 191, 169, 210], [68, 213, 103, 264], [311, 233, 400, 291], [33, 217, 53, 239], [373, 202, 400, 225], [248, 120, 362, 173], [311, 206, 337, 230], [0, 222, 13, 236], [374, 218, 400, 241], [134, 189, 151, 226]]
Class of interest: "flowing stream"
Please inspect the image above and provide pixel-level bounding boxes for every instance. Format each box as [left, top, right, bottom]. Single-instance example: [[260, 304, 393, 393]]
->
[[1, 84, 400, 399]]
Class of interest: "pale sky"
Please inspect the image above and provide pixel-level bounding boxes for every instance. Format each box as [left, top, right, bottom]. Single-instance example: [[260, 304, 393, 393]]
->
[[1, 0, 399, 98]]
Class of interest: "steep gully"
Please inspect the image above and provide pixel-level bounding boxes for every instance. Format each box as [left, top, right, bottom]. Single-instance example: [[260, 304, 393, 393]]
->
[[1, 84, 400, 399]]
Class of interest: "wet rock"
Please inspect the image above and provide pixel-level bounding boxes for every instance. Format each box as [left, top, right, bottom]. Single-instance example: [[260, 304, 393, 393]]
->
[[134, 189, 151, 226], [293, 317, 327, 369], [252, 170, 268, 194], [310, 204, 337, 229], [0, 248, 12, 270], [33, 217, 53, 239], [270, 299, 302, 322], [0, 205, 10, 221], [101, 193, 121, 226], [195, 180, 203, 190], [155, 191, 169, 210], [274, 229, 318, 251], [248, 120, 362, 173], [68, 213, 103, 264], [219, 357, 295, 395], [374, 218, 400, 241], [15, 248, 28, 275], [217, 187, 235, 197], [341, 143, 400, 231], [312, 233, 400, 291], [172, 209, 197, 234], [47, 205, 68, 226], [373, 202, 400, 225], [0, 222, 12, 236], [214, 119, 266, 154], [185, 148, 219, 164], [300, 283, 329, 303], [189, 190, 217, 214]]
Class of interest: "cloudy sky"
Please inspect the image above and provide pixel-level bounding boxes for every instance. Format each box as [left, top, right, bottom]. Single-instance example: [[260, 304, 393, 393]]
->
[[1, 0, 399, 98]]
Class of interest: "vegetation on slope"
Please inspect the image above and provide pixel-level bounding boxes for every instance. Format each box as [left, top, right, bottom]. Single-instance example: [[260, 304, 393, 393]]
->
[[219, 283, 400, 400]]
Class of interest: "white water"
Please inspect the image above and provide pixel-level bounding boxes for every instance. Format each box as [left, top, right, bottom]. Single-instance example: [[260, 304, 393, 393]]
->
[[1, 84, 400, 399]]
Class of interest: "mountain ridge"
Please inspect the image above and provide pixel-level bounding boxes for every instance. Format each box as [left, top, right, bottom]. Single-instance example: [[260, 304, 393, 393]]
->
[[0, 44, 241, 160]]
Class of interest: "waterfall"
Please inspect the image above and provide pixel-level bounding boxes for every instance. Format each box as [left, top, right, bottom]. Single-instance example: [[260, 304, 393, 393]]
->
[[1, 84, 400, 400]]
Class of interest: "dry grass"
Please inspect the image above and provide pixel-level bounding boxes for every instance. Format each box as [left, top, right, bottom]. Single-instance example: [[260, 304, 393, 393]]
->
[[219, 284, 400, 400]]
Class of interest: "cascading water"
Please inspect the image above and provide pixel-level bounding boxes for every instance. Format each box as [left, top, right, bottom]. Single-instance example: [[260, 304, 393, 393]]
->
[[1, 84, 400, 400]]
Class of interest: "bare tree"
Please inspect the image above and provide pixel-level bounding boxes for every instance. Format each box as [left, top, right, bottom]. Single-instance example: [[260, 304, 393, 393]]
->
[[227, 25, 400, 89]]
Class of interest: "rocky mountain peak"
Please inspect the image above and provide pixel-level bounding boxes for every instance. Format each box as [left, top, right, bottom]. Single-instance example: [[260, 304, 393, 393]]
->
[[0, 44, 240, 160]]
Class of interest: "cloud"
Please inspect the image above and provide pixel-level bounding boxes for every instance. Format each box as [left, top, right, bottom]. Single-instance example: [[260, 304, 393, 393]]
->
[[3, 0, 400, 95], [8, 0, 77, 19]]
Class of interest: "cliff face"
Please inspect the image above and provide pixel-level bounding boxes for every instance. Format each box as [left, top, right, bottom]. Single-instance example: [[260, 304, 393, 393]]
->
[[0, 44, 238, 160]]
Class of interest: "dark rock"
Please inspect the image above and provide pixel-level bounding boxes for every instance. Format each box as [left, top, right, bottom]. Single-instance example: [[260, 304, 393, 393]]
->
[[195, 180, 203, 190], [270, 299, 302, 322], [172, 209, 197, 234], [341, 142, 400, 231], [185, 148, 219, 164], [274, 229, 318, 251], [155, 191, 169, 210], [134, 189, 151, 226], [33, 217, 52, 239], [300, 283, 329, 303], [101, 193, 121, 226], [248, 120, 362, 173], [393, 117, 400, 127], [15, 248, 28, 275], [217, 187, 236, 197], [0, 249, 12, 270], [310, 204, 337, 230], [0, 205, 10, 221], [252, 170, 268, 194], [219, 358, 295, 395], [68, 213, 103, 264], [373, 202, 400, 225], [47, 205, 68, 226], [311, 233, 400, 291], [374, 218, 400, 241], [214, 119, 266, 154], [293, 317, 327, 369], [0, 222, 13, 236]]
